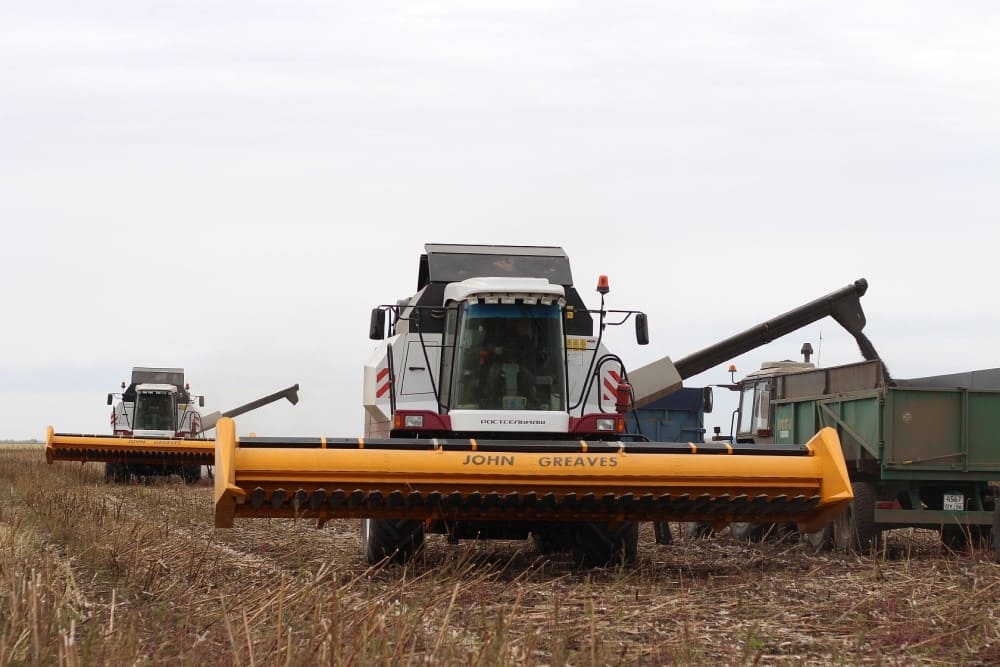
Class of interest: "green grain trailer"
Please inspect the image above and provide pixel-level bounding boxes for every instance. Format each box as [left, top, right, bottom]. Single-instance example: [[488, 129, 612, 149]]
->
[[762, 359, 1000, 557]]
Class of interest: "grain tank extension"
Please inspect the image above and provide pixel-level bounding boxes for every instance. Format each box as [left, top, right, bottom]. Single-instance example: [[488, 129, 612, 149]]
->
[[213, 244, 856, 566]]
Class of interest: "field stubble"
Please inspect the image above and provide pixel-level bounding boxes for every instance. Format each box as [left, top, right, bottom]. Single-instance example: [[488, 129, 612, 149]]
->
[[1, 445, 998, 666]]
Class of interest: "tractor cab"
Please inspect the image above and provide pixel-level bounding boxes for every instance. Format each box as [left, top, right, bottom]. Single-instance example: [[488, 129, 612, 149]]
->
[[734, 361, 813, 443], [718, 343, 817, 444]]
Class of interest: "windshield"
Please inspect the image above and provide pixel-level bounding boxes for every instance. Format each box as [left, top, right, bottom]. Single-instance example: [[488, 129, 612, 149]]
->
[[444, 302, 565, 411], [737, 380, 771, 436], [134, 392, 176, 431]]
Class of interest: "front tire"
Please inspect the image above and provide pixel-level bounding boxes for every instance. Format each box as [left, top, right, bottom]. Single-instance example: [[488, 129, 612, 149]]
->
[[532, 524, 573, 555], [362, 518, 425, 565], [681, 522, 714, 539], [571, 521, 639, 568], [181, 465, 202, 485], [653, 522, 673, 545], [803, 523, 834, 553], [104, 462, 128, 483], [731, 522, 768, 542], [833, 481, 881, 555]]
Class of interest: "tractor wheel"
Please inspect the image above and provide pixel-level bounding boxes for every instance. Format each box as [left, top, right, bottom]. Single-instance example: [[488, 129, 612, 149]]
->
[[571, 521, 639, 568], [803, 523, 834, 553], [181, 465, 202, 485], [362, 518, 425, 565], [730, 522, 768, 543], [833, 482, 881, 555]]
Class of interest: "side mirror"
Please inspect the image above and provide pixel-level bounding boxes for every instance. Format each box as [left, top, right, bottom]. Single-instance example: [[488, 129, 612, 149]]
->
[[199, 396, 205, 408], [107, 393, 114, 406], [635, 312, 649, 345], [702, 386, 714, 413], [369, 308, 386, 340]]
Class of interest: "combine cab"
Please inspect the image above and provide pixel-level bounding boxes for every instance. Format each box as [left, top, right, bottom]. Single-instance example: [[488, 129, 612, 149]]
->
[[213, 244, 860, 566], [46, 366, 299, 483]]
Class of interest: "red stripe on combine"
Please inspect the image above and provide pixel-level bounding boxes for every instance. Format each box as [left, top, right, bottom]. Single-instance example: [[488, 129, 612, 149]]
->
[[376, 367, 389, 382], [602, 369, 621, 402]]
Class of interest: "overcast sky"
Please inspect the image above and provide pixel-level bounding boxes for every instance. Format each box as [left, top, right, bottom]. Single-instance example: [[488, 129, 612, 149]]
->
[[2, 2, 999, 441]]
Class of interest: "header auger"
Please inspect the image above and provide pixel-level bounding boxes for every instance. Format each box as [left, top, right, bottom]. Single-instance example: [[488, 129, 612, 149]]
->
[[211, 244, 862, 567]]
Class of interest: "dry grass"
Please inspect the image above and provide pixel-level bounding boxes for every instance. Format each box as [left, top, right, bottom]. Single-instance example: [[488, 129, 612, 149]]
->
[[1, 445, 998, 666]]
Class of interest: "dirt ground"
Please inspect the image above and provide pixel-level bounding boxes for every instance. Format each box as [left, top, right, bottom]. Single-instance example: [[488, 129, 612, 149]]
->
[[3, 448, 999, 666]]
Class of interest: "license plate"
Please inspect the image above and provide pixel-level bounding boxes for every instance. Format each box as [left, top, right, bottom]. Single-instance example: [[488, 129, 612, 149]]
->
[[943, 493, 964, 511]]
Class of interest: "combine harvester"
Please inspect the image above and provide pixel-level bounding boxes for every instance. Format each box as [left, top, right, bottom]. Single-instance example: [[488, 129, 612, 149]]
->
[[46, 366, 300, 483], [212, 244, 866, 566]]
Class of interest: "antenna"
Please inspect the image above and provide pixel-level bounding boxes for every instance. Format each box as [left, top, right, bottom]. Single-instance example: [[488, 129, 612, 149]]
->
[[817, 326, 824, 367]]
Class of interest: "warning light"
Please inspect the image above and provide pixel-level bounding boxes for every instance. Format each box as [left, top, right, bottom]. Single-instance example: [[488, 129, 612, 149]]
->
[[596, 275, 610, 294]]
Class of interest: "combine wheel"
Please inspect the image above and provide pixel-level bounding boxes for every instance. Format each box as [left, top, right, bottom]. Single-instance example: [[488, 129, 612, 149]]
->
[[803, 523, 834, 553], [362, 518, 425, 565], [532, 524, 573, 554], [104, 462, 128, 484], [681, 522, 714, 539], [833, 482, 881, 555], [731, 522, 768, 543], [653, 522, 673, 545], [571, 521, 639, 568], [181, 465, 202, 485]]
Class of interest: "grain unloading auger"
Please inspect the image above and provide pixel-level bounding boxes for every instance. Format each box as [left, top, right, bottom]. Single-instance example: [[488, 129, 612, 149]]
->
[[46, 367, 300, 483], [213, 244, 862, 566]]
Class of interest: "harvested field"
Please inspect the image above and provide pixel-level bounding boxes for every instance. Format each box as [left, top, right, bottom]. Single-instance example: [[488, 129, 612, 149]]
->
[[2, 444, 998, 666]]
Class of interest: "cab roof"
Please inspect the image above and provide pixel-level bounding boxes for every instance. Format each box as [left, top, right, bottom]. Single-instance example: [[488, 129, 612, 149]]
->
[[419, 244, 574, 290]]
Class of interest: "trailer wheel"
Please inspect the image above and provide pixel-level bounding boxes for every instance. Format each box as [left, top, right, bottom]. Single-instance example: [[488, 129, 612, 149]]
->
[[833, 482, 881, 555], [993, 503, 1000, 563], [939, 525, 970, 550], [571, 521, 638, 568], [362, 518, 424, 565], [803, 523, 834, 553]]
